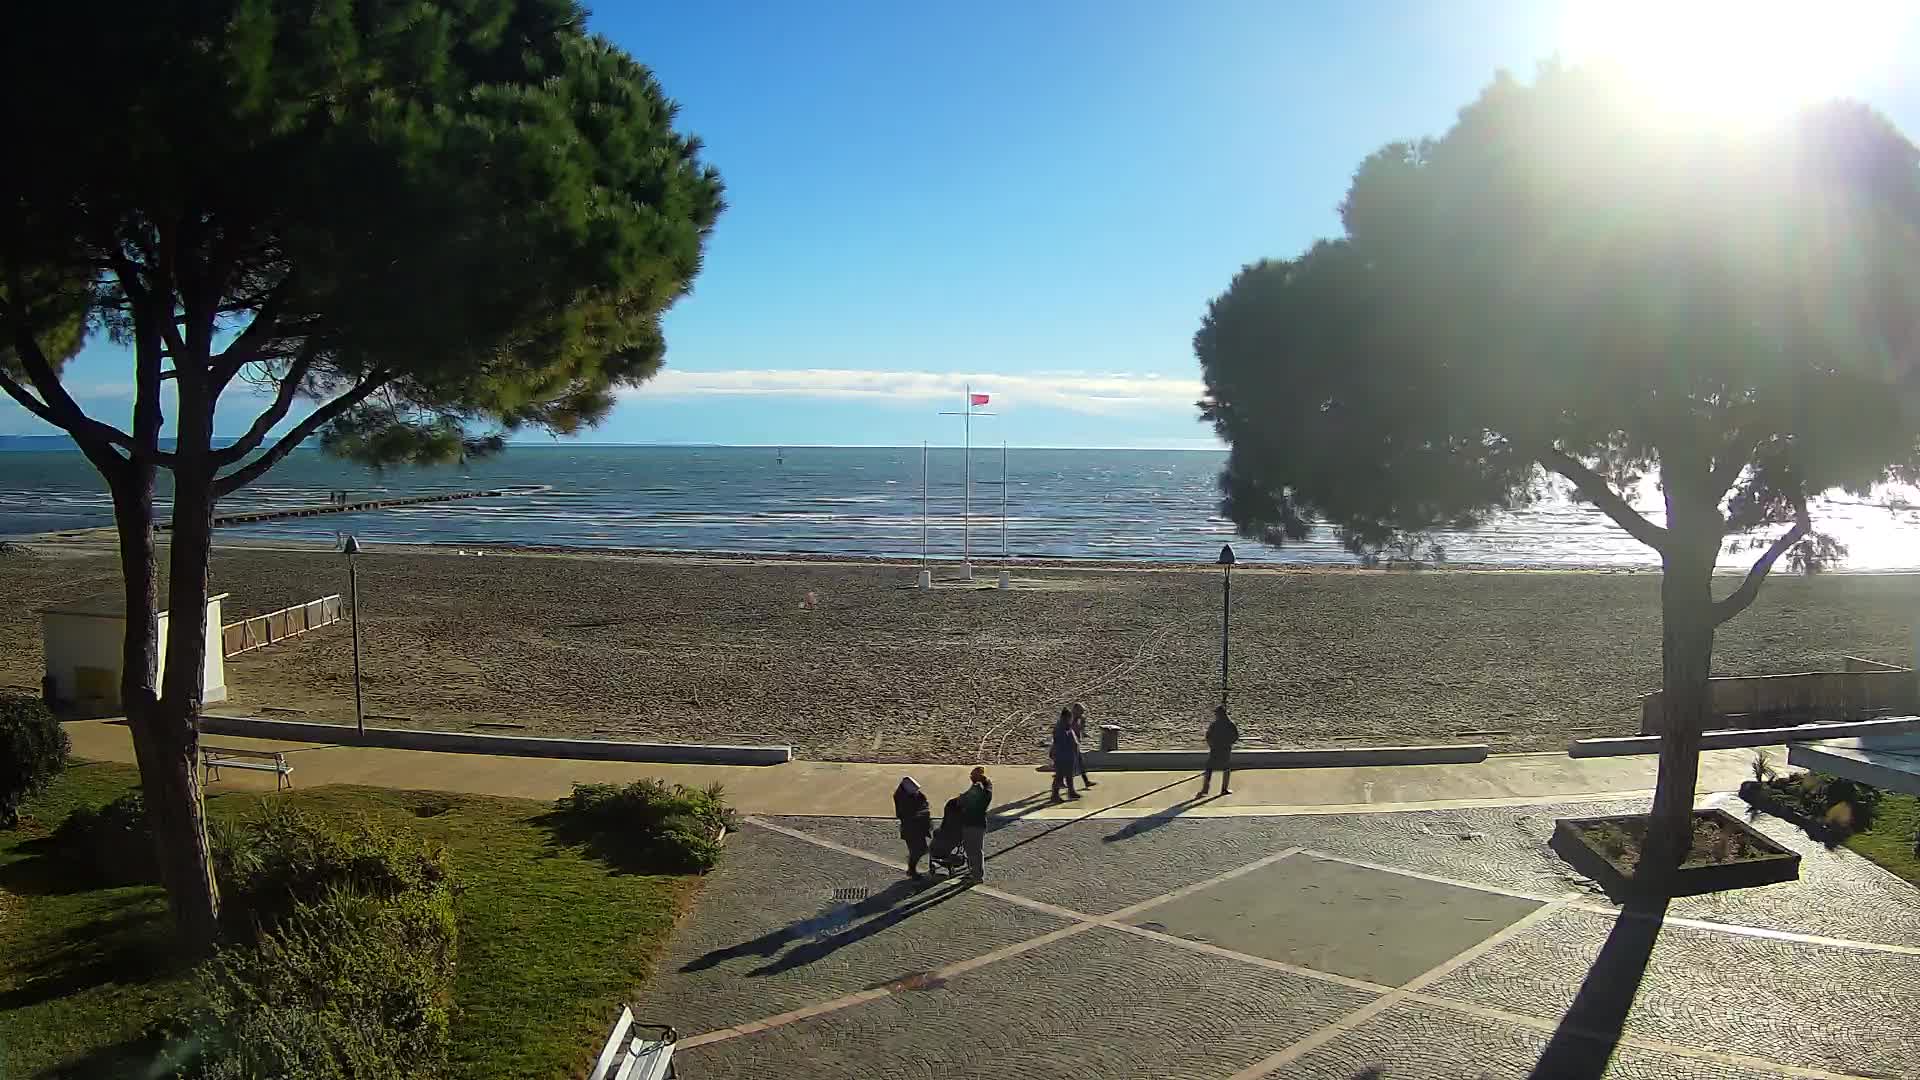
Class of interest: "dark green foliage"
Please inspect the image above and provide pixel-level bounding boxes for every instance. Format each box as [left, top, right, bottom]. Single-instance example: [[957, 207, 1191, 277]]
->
[[1197, 63, 1920, 572], [1743, 772, 1883, 840], [549, 779, 736, 873], [50, 791, 160, 886], [165, 890, 459, 1080], [163, 807, 459, 1078], [212, 803, 454, 940], [1, 1, 724, 466], [1198, 62, 1920, 865], [0, 693, 69, 827], [0, 2, 721, 943]]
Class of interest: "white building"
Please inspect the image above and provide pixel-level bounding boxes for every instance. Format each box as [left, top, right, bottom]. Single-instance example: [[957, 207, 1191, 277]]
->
[[40, 593, 229, 713]]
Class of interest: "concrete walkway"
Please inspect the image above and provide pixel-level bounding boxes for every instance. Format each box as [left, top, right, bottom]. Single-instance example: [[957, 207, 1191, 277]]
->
[[65, 719, 1771, 818]]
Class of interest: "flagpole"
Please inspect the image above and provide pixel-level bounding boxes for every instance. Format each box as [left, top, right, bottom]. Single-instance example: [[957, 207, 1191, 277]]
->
[[919, 441, 931, 590], [1000, 441, 1008, 564], [963, 385, 973, 581]]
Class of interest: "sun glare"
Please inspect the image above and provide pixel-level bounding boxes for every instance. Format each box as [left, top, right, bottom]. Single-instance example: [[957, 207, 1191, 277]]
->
[[1562, 0, 1910, 124]]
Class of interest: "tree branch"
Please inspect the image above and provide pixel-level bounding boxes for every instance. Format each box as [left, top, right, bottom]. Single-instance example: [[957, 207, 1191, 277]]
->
[[0, 367, 58, 426], [1539, 446, 1670, 553], [213, 372, 392, 497], [210, 346, 317, 466], [1714, 497, 1811, 625], [209, 276, 295, 389], [107, 246, 189, 363], [1, 307, 155, 461]]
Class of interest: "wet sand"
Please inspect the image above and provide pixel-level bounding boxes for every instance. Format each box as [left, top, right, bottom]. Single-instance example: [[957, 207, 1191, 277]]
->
[[2, 542, 1914, 763]]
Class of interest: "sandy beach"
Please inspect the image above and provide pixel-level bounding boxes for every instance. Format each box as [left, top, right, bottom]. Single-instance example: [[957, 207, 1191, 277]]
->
[[2, 541, 1915, 763]]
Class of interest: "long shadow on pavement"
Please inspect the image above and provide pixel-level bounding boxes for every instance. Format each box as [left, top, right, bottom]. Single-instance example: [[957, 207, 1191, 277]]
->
[[1526, 896, 1669, 1080], [746, 885, 970, 977], [1101, 793, 1218, 843], [986, 776, 1197, 861], [678, 878, 966, 976]]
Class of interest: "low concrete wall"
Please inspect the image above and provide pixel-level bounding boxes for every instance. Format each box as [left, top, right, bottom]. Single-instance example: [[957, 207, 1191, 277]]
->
[[1571, 715, 1920, 758], [1081, 744, 1489, 770], [1640, 667, 1918, 735], [1843, 656, 1908, 674], [196, 715, 792, 765]]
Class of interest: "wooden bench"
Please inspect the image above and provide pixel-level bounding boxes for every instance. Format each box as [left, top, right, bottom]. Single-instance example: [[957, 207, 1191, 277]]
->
[[200, 744, 294, 791], [588, 1006, 676, 1080]]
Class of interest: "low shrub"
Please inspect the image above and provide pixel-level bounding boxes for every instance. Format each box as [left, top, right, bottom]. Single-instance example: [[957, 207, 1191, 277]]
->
[[1, 693, 69, 827], [165, 889, 458, 1080], [1742, 771, 1883, 840], [49, 791, 159, 885], [214, 803, 453, 939], [550, 778, 737, 873], [160, 807, 459, 1079]]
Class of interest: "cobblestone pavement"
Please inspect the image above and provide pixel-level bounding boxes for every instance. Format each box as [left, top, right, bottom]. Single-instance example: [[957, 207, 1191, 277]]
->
[[635, 801, 1920, 1079]]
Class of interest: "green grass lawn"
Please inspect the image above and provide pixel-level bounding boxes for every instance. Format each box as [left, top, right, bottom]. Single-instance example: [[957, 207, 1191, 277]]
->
[[1847, 791, 1920, 887], [1, 761, 700, 1079]]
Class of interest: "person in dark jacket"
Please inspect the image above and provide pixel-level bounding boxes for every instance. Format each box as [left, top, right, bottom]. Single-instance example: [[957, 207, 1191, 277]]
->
[[1049, 709, 1082, 803], [959, 766, 992, 882], [1068, 702, 1096, 788], [1199, 703, 1239, 797], [894, 776, 933, 878]]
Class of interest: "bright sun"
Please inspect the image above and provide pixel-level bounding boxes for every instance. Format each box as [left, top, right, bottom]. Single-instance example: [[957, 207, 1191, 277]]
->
[[1562, 0, 1911, 124]]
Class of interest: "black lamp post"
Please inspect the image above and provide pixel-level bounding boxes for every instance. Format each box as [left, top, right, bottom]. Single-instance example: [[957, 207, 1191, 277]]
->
[[1217, 543, 1236, 703], [342, 534, 365, 736]]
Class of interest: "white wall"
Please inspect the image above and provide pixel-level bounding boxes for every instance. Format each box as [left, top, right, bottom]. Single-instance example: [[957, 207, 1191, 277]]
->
[[41, 595, 228, 711]]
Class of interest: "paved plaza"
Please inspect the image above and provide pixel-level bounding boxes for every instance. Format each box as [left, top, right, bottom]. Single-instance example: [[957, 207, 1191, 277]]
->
[[637, 794, 1920, 1079]]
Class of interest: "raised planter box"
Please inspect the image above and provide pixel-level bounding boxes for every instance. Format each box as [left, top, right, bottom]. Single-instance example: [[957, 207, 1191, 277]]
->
[[1550, 808, 1801, 899], [1739, 780, 1847, 844]]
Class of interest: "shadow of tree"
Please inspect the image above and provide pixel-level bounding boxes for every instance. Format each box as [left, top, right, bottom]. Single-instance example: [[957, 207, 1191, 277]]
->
[[32, 1034, 174, 1080], [1526, 897, 1669, 1080], [0, 902, 185, 1012]]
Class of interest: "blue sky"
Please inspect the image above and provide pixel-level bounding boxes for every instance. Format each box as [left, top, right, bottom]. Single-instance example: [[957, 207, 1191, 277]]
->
[[10, 0, 1919, 448]]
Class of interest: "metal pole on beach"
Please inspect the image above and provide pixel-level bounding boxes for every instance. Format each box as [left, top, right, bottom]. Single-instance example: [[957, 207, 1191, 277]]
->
[[963, 386, 973, 580], [919, 443, 932, 590], [343, 534, 365, 735], [997, 441, 1010, 589], [1217, 543, 1235, 703]]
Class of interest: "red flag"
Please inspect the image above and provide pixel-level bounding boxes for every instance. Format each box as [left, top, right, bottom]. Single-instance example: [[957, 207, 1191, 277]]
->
[[970, 393, 990, 406]]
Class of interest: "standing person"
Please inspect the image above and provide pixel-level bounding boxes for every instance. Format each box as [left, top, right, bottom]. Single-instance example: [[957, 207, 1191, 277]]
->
[[1050, 709, 1082, 803], [893, 776, 932, 878], [1068, 702, 1097, 788], [959, 766, 992, 883], [1199, 703, 1239, 797]]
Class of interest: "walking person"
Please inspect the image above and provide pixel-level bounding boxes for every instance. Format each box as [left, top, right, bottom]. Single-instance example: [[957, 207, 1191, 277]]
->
[[893, 776, 932, 878], [1067, 702, 1097, 788], [1198, 702, 1239, 797], [1050, 709, 1082, 802], [959, 766, 992, 883]]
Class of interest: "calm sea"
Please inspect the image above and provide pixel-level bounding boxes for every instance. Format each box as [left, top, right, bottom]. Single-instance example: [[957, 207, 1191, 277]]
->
[[3, 444, 1917, 569]]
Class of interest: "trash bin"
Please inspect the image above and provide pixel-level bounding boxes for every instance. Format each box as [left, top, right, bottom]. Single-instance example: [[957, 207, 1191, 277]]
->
[[1099, 724, 1121, 752]]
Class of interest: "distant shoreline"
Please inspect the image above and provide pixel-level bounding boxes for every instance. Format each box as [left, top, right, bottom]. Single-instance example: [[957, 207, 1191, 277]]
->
[[17, 528, 1920, 577]]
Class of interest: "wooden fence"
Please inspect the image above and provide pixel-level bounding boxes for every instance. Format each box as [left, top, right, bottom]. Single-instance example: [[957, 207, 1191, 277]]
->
[[222, 595, 343, 658]]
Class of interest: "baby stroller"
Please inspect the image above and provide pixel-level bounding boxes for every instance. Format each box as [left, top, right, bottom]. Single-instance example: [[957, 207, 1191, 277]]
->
[[926, 795, 969, 878]]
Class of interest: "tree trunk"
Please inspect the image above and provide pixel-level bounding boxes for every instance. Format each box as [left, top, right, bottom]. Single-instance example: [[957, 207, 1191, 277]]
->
[[145, 458, 223, 952], [1644, 542, 1717, 878]]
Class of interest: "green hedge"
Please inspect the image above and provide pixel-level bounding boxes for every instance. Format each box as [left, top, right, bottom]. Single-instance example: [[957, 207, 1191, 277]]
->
[[1, 693, 68, 827], [550, 778, 736, 873], [160, 808, 459, 1079]]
